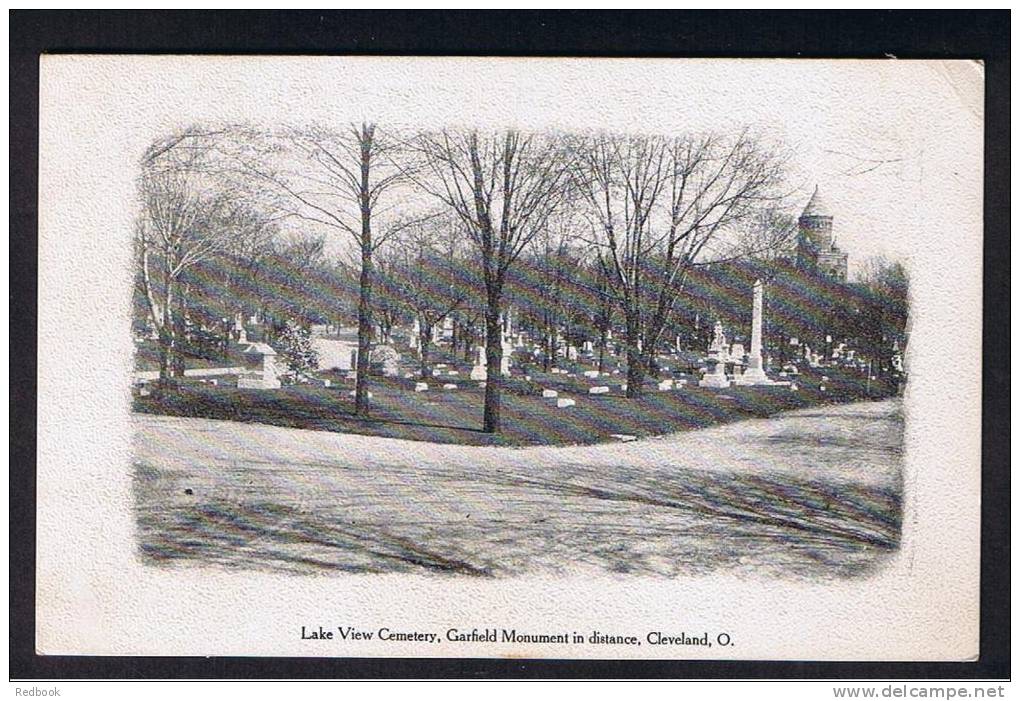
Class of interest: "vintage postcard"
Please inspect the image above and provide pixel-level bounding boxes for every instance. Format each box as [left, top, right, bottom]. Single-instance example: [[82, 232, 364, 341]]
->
[[35, 56, 982, 660]]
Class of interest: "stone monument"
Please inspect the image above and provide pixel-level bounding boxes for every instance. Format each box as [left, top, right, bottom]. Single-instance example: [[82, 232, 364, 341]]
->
[[470, 345, 487, 381], [735, 279, 774, 385], [237, 342, 281, 389], [699, 320, 731, 388], [233, 312, 247, 345], [500, 335, 513, 376], [409, 317, 421, 353], [372, 345, 401, 377]]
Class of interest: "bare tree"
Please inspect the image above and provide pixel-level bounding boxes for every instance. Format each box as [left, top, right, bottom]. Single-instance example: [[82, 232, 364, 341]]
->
[[222, 204, 284, 324], [379, 215, 473, 378], [525, 224, 584, 372], [229, 123, 420, 417], [736, 206, 799, 282], [136, 165, 234, 387], [411, 128, 571, 433], [262, 232, 328, 326], [570, 131, 786, 396]]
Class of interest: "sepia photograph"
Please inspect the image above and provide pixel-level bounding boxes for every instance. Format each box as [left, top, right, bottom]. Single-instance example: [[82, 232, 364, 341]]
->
[[129, 123, 908, 581], [31, 52, 985, 664]]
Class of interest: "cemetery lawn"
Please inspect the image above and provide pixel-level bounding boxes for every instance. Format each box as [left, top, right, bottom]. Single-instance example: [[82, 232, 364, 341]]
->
[[133, 367, 893, 447]]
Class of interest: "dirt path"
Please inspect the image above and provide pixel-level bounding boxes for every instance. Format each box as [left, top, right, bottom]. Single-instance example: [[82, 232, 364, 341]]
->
[[132, 399, 903, 579]]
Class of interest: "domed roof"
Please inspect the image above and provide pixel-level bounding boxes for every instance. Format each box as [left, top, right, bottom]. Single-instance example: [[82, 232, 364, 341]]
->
[[801, 185, 832, 218]]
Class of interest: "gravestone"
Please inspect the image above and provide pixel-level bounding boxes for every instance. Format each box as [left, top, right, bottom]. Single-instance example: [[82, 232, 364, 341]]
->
[[237, 342, 281, 389], [699, 321, 731, 389], [589, 386, 609, 395], [409, 317, 421, 353], [735, 280, 775, 386], [372, 345, 401, 377], [556, 398, 576, 408], [233, 312, 248, 345], [470, 346, 487, 381], [500, 335, 513, 376]]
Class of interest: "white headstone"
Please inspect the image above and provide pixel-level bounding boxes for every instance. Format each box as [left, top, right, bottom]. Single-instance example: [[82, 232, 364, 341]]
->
[[734, 280, 773, 386], [700, 322, 731, 388], [237, 342, 281, 389], [500, 335, 513, 376], [470, 345, 487, 381], [409, 317, 421, 352]]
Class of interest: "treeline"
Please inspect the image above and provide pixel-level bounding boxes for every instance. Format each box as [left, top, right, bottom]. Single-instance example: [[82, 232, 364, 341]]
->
[[133, 123, 907, 434]]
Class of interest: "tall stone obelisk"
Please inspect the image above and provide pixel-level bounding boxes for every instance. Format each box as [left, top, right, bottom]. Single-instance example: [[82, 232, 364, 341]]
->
[[736, 279, 771, 385]]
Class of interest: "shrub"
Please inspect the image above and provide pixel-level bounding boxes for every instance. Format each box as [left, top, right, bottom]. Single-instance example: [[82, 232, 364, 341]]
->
[[275, 320, 319, 377]]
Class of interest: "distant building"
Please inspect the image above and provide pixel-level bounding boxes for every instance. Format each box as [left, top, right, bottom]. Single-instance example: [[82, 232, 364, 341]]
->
[[796, 186, 848, 281]]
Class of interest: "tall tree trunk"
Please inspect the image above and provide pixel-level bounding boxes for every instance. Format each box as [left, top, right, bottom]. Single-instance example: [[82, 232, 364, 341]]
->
[[354, 127, 374, 416], [482, 292, 503, 433], [158, 275, 177, 390], [419, 321, 432, 379], [542, 315, 553, 371], [140, 247, 163, 338], [624, 307, 645, 398], [355, 242, 373, 416], [597, 326, 607, 373]]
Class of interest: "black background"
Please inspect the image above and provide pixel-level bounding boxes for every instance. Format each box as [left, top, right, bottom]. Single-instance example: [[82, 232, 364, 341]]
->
[[9, 10, 1010, 680]]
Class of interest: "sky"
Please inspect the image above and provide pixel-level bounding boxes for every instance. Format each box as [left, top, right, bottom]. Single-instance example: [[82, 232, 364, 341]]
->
[[47, 55, 985, 280]]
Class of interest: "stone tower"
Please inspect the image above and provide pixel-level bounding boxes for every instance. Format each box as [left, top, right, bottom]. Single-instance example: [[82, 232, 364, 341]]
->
[[797, 186, 848, 281]]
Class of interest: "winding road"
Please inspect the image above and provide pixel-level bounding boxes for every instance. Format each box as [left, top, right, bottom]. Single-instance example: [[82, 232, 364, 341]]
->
[[132, 399, 903, 579]]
